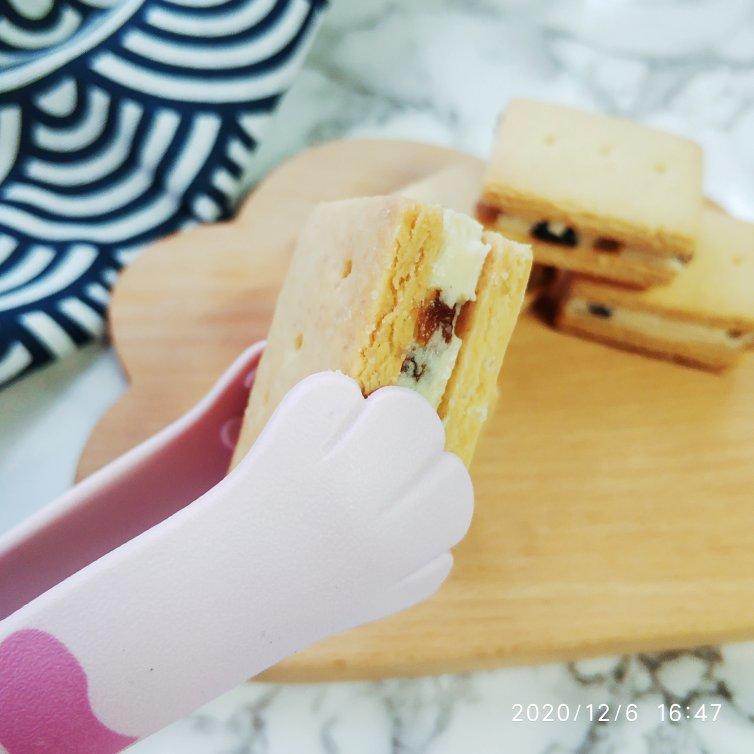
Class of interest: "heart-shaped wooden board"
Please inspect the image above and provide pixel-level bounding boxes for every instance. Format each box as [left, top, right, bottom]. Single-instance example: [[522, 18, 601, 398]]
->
[[79, 139, 754, 681]]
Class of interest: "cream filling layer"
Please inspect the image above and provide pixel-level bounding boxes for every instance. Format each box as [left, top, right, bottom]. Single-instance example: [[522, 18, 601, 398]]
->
[[491, 214, 685, 274], [568, 298, 754, 350], [396, 209, 489, 408], [397, 328, 463, 407], [431, 209, 490, 305]]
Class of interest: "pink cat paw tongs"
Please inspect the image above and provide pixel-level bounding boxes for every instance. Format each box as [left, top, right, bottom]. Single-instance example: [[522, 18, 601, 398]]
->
[[0, 342, 474, 754]]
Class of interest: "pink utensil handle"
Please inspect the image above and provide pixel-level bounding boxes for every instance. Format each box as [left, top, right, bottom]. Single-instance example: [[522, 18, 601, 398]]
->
[[0, 342, 264, 753], [0, 344, 474, 753], [0, 342, 265, 622]]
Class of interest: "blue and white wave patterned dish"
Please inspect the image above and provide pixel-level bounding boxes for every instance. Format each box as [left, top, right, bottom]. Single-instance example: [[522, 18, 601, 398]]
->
[[0, 0, 326, 386]]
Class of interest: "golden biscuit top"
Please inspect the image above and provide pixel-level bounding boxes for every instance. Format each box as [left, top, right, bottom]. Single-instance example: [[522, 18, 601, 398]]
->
[[482, 99, 704, 256]]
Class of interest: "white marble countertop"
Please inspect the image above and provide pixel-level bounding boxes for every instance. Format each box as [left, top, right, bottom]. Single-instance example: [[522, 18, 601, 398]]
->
[[3, 1, 754, 751]]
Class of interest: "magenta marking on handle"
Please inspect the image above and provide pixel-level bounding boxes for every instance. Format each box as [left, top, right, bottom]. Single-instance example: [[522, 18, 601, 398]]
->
[[0, 629, 136, 754]]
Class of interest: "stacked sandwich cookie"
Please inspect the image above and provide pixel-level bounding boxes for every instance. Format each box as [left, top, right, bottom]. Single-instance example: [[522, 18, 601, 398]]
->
[[477, 99, 703, 288], [557, 207, 754, 370], [231, 195, 532, 468], [476, 98, 753, 370]]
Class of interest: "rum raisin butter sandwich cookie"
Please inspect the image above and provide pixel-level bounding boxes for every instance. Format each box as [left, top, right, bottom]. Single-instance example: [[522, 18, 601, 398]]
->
[[556, 207, 754, 370], [230, 195, 532, 468], [477, 99, 704, 288]]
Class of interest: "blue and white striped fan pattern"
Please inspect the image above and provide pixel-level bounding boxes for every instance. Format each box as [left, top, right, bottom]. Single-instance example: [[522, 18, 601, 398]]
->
[[0, 0, 326, 386]]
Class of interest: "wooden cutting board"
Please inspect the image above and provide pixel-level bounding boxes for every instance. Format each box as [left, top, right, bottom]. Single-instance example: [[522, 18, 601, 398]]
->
[[78, 139, 754, 681]]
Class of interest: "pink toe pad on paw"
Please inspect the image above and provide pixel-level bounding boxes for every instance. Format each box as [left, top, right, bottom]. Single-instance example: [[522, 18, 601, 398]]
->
[[0, 629, 136, 754]]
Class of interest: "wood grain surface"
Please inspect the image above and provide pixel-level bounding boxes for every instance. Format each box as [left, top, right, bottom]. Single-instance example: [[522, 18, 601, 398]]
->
[[78, 139, 754, 681]]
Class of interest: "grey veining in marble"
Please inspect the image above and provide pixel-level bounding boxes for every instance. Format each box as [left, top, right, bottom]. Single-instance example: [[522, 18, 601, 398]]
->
[[131, 647, 754, 753], [2, 1, 754, 752], [251, 0, 754, 221]]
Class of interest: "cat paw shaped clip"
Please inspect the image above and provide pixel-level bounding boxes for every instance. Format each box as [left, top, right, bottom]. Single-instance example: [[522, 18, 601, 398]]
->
[[0, 342, 474, 753]]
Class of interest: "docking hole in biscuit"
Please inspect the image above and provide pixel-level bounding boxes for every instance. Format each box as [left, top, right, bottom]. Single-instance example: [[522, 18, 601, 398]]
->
[[294, 333, 304, 350], [341, 258, 353, 278]]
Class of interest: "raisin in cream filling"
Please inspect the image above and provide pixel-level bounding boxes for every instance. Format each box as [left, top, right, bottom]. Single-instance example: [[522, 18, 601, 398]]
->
[[568, 298, 754, 349], [487, 214, 686, 273], [397, 209, 490, 407]]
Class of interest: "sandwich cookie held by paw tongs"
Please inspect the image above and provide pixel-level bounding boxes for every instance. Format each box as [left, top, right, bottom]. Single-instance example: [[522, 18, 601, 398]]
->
[[0, 342, 474, 753], [231, 195, 532, 469]]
